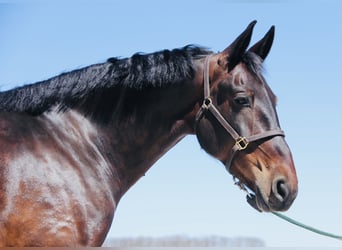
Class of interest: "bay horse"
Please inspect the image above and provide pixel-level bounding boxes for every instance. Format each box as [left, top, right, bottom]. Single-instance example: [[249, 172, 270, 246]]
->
[[0, 21, 297, 246]]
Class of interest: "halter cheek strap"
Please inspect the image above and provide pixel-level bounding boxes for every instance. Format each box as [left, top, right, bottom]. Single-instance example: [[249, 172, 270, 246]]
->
[[195, 55, 285, 172]]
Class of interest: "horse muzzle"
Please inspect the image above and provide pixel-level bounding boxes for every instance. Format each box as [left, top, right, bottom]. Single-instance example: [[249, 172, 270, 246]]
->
[[245, 174, 298, 212]]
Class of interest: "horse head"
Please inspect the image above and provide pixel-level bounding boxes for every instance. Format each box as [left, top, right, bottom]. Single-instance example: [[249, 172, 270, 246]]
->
[[195, 21, 298, 212]]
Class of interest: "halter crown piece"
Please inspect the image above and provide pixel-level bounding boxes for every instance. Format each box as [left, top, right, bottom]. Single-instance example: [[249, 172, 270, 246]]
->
[[195, 55, 285, 172]]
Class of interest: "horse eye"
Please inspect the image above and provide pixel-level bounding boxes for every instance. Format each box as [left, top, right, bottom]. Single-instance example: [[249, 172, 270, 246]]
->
[[234, 96, 250, 107]]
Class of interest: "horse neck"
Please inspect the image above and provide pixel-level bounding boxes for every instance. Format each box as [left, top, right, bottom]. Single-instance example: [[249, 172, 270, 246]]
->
[[99, 65, 204, 195]]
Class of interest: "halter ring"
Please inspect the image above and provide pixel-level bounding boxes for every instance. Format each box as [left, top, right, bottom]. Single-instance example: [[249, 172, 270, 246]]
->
[[235, 137, 249, 150], [201, 97, 212, 109]]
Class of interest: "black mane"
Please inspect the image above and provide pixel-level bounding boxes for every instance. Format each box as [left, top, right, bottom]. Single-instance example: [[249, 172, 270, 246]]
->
[[0, 45, 211, 118]]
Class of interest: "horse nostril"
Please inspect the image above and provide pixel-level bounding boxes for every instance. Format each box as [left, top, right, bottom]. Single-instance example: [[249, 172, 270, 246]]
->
[[273, 178, 289, 202], [269, 177, 297, 211]]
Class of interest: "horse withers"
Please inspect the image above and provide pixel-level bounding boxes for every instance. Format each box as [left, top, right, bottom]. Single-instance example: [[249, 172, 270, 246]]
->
[[0, 21, 297, 246]]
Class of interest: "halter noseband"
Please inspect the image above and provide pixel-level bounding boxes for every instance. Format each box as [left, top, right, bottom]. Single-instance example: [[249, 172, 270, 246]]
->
[[194, 55, 285, 172]]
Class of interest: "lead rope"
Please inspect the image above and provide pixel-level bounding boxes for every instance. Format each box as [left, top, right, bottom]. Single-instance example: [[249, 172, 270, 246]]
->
[[234, 177, 342, 240], [271, 211, 342, 240]]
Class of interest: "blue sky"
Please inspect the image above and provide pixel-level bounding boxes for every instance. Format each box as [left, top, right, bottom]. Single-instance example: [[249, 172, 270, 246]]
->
[[1, 0, 341, 247]]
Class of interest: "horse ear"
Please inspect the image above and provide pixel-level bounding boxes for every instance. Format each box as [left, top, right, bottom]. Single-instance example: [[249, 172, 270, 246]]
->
[[248, 26, 275, 60], [220, 20, 257, 72]]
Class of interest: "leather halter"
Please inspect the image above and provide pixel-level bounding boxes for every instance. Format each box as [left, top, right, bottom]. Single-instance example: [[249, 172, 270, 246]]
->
[[195, 55, 285, 172]]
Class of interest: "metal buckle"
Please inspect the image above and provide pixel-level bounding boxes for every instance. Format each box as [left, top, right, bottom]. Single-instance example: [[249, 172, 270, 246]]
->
[[233, 176, 254, 199], [201, 97, 212, 109], [236, 137, 249, 150]]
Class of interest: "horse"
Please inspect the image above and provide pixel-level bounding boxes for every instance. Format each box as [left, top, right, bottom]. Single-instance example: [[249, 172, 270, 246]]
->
[[0, 21, 298, 246]]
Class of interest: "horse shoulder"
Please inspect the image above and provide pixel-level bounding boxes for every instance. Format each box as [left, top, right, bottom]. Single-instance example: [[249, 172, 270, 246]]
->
[[0, 111, 118, 246]]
